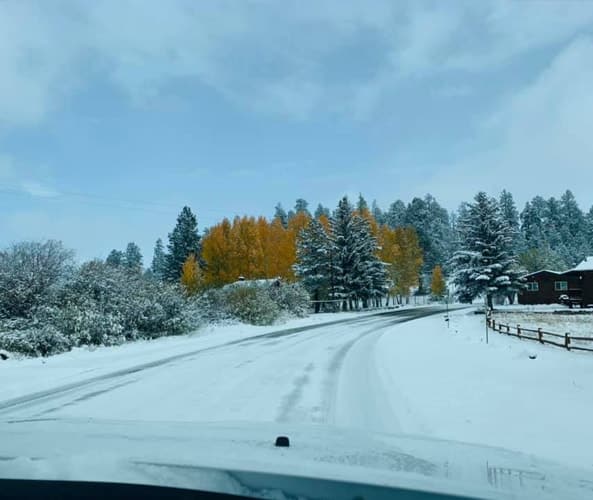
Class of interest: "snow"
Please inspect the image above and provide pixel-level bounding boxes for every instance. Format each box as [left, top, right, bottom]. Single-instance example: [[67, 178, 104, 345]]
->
[[492, 310, 593, 340], [2, 419, 591, 500], [572, 256, 593, 271], [2, 305, 593, 496], [0, 310, 384, 402], [372, 310, 593, 470]]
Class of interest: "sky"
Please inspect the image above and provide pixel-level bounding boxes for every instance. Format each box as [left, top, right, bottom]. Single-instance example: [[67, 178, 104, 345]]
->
[[1, 0, 593, 262]]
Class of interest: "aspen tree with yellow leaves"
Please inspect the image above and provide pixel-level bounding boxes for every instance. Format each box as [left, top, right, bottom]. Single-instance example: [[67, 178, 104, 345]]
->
[[181, 253, 202, 295], [430, 265, 447, 299]]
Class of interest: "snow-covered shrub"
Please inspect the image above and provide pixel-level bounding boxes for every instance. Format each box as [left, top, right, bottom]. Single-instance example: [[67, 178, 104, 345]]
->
[[0, 326, 72, 357], [49, 261, 190, 345], [268, 282, 310, 318], [225, 285, 280, 325], [196, 281, 309, 326], [0, 240, 74, 318]]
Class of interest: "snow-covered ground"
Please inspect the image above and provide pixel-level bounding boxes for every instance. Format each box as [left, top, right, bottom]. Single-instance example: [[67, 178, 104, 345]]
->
[[378, 309, 593, 470], [2, 304, 592, 481], [492, 309, 593, 339], [0, 309, 386, 402]]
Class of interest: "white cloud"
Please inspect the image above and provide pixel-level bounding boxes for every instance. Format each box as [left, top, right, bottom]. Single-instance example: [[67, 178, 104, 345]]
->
[[417, 37, 593, 209], [1, 0, 593, 126]]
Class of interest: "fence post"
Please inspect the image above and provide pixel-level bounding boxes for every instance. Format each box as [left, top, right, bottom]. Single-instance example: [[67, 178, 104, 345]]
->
[[506, 324, 510, 334], [538, 328, 543, 344], [492, 319, 496, 331], [565, 333, 570, 351], [517, 325, 521, 338]]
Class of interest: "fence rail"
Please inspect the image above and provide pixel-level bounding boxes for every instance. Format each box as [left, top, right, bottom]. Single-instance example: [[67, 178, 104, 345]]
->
[[486, 318, 593, 352]]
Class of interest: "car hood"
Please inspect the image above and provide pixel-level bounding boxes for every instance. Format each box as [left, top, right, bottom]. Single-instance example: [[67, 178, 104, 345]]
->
[[0, 418, 591, 499]]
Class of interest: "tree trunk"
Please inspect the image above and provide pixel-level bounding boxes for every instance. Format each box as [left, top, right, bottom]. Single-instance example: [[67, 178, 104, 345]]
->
[[486, 293, 493, 309]]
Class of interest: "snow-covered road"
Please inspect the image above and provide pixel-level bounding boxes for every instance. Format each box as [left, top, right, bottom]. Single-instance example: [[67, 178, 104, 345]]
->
[[0, 307, 445, 429]]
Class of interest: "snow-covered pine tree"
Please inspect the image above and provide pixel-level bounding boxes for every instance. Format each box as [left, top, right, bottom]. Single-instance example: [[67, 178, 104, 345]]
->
[[559, 190, 588, 265], [385, 200, 406, 229], [294, 218, 333, 313], [151, 238, 167, 280], [404, 195, 452, 287], [165, 206, 201, 281], [124, 242, 143, 273], [330, 196, 359, 310], [499, 190, 521, 253], [451, 192, 523, 308], [329, 197, 387, 310], [586, 206, 593, 254], [274, 203, 289, 229], [106, 249, 124, 268], [350, 214, 388, 308]]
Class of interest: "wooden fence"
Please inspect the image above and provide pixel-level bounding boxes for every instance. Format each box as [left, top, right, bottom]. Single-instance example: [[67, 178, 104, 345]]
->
[[486, 318, 593, 352]]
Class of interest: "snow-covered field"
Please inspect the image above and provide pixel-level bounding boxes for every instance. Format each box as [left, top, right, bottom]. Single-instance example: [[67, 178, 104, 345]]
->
[[375, 309, 593, 470], [492, 309, 593, 339], [2, 304, 592, 478]]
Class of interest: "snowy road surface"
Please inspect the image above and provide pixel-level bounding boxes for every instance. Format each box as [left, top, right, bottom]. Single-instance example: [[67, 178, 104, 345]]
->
[[0, 307, 445, 430]]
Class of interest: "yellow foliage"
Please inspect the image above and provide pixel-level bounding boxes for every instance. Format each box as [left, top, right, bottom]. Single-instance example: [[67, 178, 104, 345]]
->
[[201, 213, 306, 286], [391, 227, 423, 298], [181, 253, 202, 295], [377, 225, 423, 299], [431, 265, 446, 298]]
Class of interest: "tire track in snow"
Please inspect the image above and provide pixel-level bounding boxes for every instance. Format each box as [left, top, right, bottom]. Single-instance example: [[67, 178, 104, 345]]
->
[[0, 311, 409, 418], [275, 309, 446, 425]]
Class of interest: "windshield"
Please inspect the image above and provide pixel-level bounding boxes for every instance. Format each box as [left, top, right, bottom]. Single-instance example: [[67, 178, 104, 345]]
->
[[1, 2, 592, 499]]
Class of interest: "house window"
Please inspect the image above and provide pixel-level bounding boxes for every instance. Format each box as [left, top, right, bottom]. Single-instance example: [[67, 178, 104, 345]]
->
[[526, 282, 539, 292], [554, 281, 568, 291]]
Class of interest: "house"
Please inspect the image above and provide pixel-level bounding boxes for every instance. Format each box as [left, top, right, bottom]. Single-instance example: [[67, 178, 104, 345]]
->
[[518, 257, 593, 307]]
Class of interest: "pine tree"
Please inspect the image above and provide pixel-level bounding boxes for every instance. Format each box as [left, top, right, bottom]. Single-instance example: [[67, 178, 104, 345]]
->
[[274, 203, 289, 229], [404, 195, 452, 279], [314, 203, 330, 219], [165, 206, 201, 281], [329, 197, 387, 310], [385, 200, 406, 229], [451, 192, 524, 308], [124, 242, 143, 273], [371, 200, 384, 225], [499, 189, 521, 254], [181, 253, 202, 295], [330, 197, 359, 310], [350, 214, 387, 308], [106, 249, 124, 268], [294, 218, 333, 312], [356, 194, 368, 214], [151, 238, 167, 280], [560, 190, 588, 265], [294, 198, 310, 216], [430, 265, 446, 299], [586, 206, 593, 254]]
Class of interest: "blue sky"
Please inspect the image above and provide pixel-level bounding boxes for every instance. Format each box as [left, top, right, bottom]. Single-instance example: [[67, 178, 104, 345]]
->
[[1, 1, 593, 261]]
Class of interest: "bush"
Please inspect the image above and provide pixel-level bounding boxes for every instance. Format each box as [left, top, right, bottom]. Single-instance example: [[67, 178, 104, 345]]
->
[[195, 281, 310, 326], [269, 283, 310, 318], [225, 286, 280, 325], [0, 326, 73, 357]]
